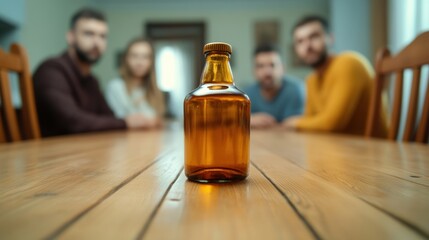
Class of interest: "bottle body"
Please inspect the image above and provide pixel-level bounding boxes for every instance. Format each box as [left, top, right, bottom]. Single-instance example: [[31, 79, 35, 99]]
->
[[184, 85, 250, 182], [184, 47, 250, 183]]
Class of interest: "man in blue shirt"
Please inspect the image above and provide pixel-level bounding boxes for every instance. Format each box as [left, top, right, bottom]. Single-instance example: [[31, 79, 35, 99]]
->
[[245, 44, 305, 128]]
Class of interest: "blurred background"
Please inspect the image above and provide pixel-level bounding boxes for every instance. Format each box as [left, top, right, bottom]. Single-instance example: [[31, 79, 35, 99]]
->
[[1, 0, 428, 121]]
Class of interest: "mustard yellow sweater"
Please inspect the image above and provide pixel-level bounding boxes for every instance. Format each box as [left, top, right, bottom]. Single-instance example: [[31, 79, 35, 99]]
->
[[296, 52, 386, 136]]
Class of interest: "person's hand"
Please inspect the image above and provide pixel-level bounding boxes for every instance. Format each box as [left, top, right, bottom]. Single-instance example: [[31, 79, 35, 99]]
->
[[125, 114, 158, 129], [250, 113, 277, 129], [282, 116, 301, 130]]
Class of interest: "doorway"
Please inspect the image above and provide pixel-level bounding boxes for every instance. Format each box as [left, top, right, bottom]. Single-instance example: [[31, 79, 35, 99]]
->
[[145, 22, 206, 119]]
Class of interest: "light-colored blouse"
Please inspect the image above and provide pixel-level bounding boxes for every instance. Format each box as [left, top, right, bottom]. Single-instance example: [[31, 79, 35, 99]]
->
[[105, 78, 156, 119]]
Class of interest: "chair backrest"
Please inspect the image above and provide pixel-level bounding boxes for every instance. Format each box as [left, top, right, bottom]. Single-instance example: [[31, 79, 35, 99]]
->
[[0, 43, 40, 143], [366, 31, 429, 143]]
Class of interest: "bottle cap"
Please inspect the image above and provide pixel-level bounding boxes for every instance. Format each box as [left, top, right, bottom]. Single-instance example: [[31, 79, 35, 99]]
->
[[203, 42, 232, 55]]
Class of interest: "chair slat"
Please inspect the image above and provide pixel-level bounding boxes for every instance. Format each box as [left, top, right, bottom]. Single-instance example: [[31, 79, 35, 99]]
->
[[0, 113, 6, 143], [0, 43, 40, 143], [415, 74, 429, 143], [367, 32, 429, 143], [388, 71, 403, 140], [366, 73, 384, 137], [0, 69, 21, 141], [11, 44, 41, 139], [365, 48, 390, 138], [403, 67, 421, 141]]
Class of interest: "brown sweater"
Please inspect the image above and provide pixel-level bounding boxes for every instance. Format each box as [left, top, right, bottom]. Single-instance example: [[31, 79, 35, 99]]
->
[[33, 52, 126, 137]]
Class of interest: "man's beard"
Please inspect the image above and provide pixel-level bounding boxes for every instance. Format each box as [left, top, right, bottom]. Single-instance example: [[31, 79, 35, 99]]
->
[[309, 50, 328, 69], [261, 76, 280, 91], [74, 43, 101, 65]]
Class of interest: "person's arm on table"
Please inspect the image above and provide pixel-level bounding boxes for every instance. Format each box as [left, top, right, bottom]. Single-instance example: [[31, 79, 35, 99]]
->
[[284, 61, 367, 132]]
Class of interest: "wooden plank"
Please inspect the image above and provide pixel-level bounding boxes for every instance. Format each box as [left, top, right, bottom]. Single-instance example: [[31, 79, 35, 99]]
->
[[142, 166, 315, 240], [250, 145, 425, 240], [252, 130, 429, 237], [254, 130, 429, 184], [0, 132, 159, 204], [56, 151, 183, 240], [0, 130, 176, 239], [253, 129, 429, 189]]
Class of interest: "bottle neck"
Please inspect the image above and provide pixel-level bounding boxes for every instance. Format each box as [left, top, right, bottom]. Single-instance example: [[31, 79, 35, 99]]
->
[[201, 52, 234, 84]]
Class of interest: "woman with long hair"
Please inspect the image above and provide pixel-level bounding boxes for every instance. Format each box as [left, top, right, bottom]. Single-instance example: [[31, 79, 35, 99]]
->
[[106, 37, 164, 128]]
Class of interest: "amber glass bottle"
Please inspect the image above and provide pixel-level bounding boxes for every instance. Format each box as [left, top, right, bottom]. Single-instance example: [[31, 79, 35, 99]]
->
[[184, 42, 250, 183]]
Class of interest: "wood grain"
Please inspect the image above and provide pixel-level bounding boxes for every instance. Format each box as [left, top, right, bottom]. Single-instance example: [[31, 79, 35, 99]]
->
[[0, 130, 175, 239], [59, 152, 183, 240], [252, 130, 429, 237], [143, 167, 314, 240], [0, 128, 428, 239], [251, 145, 424, 240]]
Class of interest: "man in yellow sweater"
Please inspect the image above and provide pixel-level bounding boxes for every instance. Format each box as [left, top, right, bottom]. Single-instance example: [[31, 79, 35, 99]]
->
[[284, 16, 386, 136]]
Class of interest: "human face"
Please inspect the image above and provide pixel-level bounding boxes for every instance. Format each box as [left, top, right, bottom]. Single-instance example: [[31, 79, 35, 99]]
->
[[67, 18, 108, 64], [126, 42, 152, 79], [293, 21, 331, 68], [253, 52, 284, 90]]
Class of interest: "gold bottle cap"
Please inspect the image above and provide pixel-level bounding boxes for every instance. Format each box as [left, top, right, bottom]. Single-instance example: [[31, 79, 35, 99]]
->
[[203, 42, 232, 54]]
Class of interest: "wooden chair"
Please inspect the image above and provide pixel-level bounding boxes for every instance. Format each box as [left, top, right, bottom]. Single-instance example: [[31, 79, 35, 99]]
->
[[366, 31, 429, 143], [0, 43, 40, 143]]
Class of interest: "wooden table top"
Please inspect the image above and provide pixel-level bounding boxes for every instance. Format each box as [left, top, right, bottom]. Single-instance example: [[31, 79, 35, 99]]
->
[[1, 126, 428, 240]]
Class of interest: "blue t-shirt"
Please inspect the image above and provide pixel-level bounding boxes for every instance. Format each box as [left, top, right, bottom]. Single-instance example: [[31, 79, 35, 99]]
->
[[245, 76, 305, 122]]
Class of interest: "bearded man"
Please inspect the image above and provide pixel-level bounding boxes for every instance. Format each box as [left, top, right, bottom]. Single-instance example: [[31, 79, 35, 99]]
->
[[33, 8, 148, 137], [283, 15, 386, 137]]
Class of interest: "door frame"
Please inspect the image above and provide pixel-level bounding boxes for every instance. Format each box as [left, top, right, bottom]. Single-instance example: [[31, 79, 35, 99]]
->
[[145, 22, 206, 88]]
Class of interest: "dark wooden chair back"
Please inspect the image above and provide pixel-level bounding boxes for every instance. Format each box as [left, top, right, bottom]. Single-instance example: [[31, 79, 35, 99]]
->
[[366, 31, 429, 143], [0, 43, 40, 143]]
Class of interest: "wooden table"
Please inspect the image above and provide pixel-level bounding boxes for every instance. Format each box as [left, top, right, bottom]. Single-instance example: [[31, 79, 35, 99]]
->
[[1, 126, 428, 240]]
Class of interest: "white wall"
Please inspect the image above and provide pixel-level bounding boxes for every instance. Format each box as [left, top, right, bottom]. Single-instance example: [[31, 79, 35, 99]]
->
[[93, 1, 329, 89], [20, 0, 90, 71], [0, 0, 25, 25], [1, 0, 90, 107], [7, 0, 331, 90], [4, 0, 330, 107], [0, 0, 25, 48], [329, 0, 371, 60], [5, 0, 331, 90]]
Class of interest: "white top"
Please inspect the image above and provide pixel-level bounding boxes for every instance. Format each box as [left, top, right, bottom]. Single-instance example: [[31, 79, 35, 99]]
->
[[105, 78, 156, 119]]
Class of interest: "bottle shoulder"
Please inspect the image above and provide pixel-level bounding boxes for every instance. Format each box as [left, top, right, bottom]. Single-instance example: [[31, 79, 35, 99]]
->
[[185, 84, 249, 101]]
